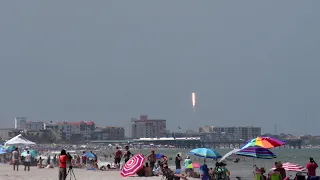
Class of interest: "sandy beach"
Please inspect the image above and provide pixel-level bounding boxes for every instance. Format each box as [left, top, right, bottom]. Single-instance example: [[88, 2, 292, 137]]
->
[[0, 164, 200, 180]]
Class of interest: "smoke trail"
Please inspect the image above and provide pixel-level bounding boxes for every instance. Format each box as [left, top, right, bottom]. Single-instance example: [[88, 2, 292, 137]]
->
[[192, 92, 196, 112]]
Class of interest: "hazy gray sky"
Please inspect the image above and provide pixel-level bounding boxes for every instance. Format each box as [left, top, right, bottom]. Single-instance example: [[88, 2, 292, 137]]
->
[[1, 1, 319, 135]]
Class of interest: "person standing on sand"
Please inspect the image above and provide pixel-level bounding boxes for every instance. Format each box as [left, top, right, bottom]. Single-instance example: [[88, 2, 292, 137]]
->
[[58, 149, 69, 180], [114, 147, 122, 167], [306, 157, 318, 178], [123, 145, 132, 163], [12, 147, 20, 171], [175, 153, 182, 170], [147, 150, 156, 169], [24, 150, 31, 171]]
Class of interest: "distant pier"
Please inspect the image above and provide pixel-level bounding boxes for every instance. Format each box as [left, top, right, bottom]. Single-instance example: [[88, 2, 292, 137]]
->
[[91, 136, 302, 149]]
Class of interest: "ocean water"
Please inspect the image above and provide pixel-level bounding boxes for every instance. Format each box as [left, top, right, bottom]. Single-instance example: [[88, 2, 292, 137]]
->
[[101, 148, 320, 179]]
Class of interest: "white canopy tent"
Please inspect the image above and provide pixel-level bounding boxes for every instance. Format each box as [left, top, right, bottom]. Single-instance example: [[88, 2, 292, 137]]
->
[[5, 134, 36, 146]]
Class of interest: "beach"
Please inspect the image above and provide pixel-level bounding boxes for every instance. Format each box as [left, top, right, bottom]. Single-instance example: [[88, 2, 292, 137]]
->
[[1, 148, 320, 180], [0, 164, 199, 180]]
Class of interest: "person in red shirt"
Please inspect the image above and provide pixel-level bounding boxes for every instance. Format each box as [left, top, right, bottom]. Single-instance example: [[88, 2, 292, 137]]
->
[[59, 149, 69, 180], [114, 147, 122, 168], [81, 151, 87, 165], [306, 157, 318, 177]]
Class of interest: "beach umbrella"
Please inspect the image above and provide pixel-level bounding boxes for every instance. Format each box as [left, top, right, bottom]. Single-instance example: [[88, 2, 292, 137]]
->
[[0, 146, 7, 155], [21, 150, 38, 158], [84, 152, 96, 158], [270, 162, 306, 172], [120, 154, 145, 177], [186, 162, 200, 169], [189, 148, 222, 159], [241, 137, 285, 149], [4, 145, 15, 152], [235, 146, 276, 159], [156, 154, 163, 159]]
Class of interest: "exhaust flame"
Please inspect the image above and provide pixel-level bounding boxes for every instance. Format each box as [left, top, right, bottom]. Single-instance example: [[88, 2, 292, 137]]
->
[[192, 92, 196, 111]]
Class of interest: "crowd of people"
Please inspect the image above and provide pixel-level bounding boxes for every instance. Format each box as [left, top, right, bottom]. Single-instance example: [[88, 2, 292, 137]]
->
[[8, 146, 320, 180]]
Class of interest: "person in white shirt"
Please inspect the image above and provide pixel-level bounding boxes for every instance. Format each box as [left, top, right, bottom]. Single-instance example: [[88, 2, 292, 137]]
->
[[24, 151, 31, 171]]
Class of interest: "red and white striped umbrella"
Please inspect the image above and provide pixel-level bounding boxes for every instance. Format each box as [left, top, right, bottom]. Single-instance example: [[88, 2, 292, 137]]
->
[[271, 162, 306, 172], [120, 154, 145, 177]]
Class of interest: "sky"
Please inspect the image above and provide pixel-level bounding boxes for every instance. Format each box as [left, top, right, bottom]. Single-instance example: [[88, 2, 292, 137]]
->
[[0, 1, 320, 135]]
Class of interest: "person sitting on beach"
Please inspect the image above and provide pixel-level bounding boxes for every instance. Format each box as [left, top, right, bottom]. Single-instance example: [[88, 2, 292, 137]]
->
[[162, 164, 188, 180], [37, 157, 44, 168], [153, 161, 161, 176], [46, 164, 54, 168], [99, 164, 116, 171], [147, 150, 156, 169], [136, 164, 146, 177], [268, 162, 286, 180], [259, 167, 267, 180], [144, 162, 153, 177], [273, 162, 286, 180], [161, 155, 168, 166]]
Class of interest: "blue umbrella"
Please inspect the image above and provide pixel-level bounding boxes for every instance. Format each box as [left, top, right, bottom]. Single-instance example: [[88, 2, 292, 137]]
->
[[156, 154, 163, 159], [84, 152, 96, 158], [189, 148, 222, 159]]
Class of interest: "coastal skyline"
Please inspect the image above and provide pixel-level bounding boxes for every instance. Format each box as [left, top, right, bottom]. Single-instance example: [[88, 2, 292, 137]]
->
[[1, 1, 320, 135]]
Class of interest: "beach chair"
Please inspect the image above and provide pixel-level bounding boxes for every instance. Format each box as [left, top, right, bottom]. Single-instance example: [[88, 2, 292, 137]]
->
[[270, 173, 281, 180]]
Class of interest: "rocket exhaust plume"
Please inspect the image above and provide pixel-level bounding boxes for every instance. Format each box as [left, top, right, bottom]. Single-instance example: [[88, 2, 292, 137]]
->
[[192, 92, 196, 111]]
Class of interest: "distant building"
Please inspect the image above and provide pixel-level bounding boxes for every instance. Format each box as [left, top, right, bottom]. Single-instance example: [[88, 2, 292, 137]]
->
[[15, 117, 27, 130], [199, 126, 261, 141], [166, 130, 200, 138], [45, 121, 95, 140], [0, 128, 20, 140], [131, 115, 166, 138], [199, 126, 211, 133], [25, 121, 46, 131], [92, 126, 125, 140]]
